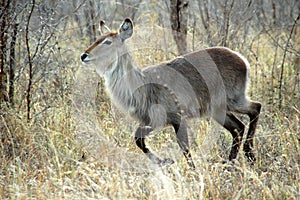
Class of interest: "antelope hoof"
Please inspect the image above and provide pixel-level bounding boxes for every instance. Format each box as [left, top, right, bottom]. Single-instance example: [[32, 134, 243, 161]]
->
[[222, 159, 236, 165], [159, 158, 174, 167], [245, 151, 256, 163], [187, 162, 196, 170]]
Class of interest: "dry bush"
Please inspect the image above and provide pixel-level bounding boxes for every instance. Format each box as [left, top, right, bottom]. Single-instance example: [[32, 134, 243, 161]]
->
[[1, 4, 299, 199]]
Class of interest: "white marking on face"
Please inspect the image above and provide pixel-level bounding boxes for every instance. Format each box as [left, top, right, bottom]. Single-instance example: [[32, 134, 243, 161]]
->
[[102, 38, 112, 45]]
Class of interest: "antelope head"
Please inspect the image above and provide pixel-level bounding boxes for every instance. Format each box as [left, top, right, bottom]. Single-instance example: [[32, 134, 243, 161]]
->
[[80, 18, 134, 75]]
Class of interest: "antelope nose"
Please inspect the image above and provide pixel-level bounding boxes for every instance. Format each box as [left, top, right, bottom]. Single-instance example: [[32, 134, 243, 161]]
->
[[81, 53, 88, 62]]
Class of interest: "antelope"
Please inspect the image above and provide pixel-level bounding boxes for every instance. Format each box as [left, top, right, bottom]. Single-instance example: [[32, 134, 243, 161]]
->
[[80, 18, 261, 169]]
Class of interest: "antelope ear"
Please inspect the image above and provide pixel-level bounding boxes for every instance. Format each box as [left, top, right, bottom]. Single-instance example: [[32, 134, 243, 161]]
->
[[99, 19, 111, 35], [119, 18, 133, 41]]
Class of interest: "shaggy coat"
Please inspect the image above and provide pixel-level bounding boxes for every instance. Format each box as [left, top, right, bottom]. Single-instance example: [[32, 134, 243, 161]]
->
[[81, 18, 261, 168]]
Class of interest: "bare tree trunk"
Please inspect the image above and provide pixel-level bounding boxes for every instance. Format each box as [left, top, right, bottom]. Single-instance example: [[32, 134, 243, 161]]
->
[[8, 23, 18, 107], [221, 0, 234, 47], [73, 1, 83, 37], [25, 0, 35, 122], [0, 0, 10, 106], [83, 0, 98, 44], [272, 1, 276, 25], [89, 0, 97, 43], [198, 0, 212, 45], [170, 0, 189, 55]]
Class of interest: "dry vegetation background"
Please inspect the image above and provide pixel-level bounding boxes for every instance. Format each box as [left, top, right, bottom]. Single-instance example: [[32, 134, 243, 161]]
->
[[0, 0, 299, 199]]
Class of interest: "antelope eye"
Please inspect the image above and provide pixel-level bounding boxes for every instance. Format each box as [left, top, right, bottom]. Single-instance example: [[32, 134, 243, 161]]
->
[[102, 39, 112, 45]]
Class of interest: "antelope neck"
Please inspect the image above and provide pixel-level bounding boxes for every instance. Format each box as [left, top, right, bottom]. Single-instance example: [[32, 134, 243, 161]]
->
[[104, 51, 142, 93]]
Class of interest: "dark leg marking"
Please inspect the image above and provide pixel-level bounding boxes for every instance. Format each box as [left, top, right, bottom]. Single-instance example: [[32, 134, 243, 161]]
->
[[222, 113, 245, 161], [135, 126, 174, 167], [172, 117, 196, 169], [243, 101, 261, 162]]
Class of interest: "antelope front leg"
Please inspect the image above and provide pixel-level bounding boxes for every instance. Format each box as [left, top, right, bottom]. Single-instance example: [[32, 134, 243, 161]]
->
[[135, 126, 174, 167]]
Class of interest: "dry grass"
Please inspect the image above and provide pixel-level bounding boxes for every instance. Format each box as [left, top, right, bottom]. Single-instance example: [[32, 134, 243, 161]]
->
[[1, 26, 299, 199], [1, 100, 299, 199]]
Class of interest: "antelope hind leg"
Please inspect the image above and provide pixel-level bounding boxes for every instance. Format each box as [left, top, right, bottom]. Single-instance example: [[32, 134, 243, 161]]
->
[[172, 118, 196, 169], [243, 101, 262, 162]]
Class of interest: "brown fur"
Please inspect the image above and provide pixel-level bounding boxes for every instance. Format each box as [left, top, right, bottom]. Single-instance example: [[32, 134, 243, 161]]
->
[[80, 18, 261, 169], [84, 32, 118, 54]]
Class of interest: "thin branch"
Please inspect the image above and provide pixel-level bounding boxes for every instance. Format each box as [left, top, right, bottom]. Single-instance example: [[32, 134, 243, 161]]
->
[[259, 21, 300, 56], [278, 13, 300, 109], [59, 0, 88, 22]]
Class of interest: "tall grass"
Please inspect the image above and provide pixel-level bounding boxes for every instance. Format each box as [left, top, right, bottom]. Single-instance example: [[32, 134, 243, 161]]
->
[[0, 25, 299, 199]]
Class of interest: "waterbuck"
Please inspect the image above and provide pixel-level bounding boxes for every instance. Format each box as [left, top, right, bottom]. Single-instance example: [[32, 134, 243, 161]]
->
[[80, 18, 261, 169]]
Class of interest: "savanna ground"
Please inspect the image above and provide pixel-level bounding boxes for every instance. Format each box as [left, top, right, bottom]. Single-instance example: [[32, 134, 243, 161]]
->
[[1, 1, 300, 199]]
